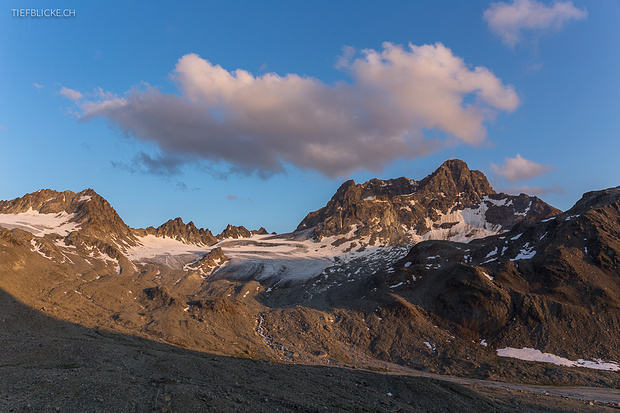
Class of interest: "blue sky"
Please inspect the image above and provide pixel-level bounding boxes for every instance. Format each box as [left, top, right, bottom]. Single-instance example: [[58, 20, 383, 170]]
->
[[1, 0, 618, 233]]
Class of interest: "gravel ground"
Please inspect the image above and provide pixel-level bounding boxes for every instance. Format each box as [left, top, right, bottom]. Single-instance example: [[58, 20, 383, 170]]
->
[[1, 288, 618, 413]]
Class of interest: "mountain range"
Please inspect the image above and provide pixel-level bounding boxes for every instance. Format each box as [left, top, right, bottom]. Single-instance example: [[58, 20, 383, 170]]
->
[[1, 159, 619, 410]]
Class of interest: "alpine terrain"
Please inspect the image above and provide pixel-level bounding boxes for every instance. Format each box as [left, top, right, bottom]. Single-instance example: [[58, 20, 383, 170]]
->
[[1, 159, 619, 411]]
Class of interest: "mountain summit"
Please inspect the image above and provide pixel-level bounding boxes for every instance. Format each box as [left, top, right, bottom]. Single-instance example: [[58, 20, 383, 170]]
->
[[0, 188, 137, 248], [297, 159, 560, 246]]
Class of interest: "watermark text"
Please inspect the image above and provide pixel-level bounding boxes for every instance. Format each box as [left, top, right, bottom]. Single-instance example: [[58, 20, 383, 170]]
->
[[12, 8, 76, 18]]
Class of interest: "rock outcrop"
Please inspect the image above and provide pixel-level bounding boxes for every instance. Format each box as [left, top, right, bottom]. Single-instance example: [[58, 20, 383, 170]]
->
[[216, 224, 252, 240], [139, 217, 218, 246]]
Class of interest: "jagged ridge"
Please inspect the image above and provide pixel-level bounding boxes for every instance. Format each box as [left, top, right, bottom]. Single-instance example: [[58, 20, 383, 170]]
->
[[297, 159, 560, 245]]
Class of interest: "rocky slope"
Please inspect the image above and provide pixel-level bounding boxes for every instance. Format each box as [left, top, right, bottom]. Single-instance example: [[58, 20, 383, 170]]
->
[[4, 287, 610, 413], [376, 185, 620, 364], [297, 159, 560, 246]]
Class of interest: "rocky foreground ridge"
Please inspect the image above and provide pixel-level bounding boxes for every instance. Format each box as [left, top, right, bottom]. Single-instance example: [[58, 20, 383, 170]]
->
[[1, 159, 620, 399]]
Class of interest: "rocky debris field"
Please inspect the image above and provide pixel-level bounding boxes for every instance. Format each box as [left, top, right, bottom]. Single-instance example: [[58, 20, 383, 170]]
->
[[1, 288, 618, 413]]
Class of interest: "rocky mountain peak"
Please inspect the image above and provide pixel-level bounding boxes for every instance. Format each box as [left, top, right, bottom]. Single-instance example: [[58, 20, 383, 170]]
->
[[141, 217, 218, 246], [217, 224, 252, 240], [0, 188, 137, 248], [133, 219, 269, 246], [296, 159, 560, 246], [418, 159, 494, 202]]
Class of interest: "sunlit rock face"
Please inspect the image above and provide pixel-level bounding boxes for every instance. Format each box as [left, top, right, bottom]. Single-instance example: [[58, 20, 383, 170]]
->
[[297, 159, 560, 247]]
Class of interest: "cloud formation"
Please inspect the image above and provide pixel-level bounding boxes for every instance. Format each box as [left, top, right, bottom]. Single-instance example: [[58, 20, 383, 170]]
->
[[75, 43, 519, 177], [111, 152, 185, 176], [491, 154, 553, 182], [483, 0, 587, 47], [59, 86, 83, 101]]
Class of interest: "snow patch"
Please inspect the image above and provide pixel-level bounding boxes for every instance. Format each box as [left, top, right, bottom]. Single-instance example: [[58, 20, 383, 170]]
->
[[413, 199, 504, 243], [484, 197, 511, 207], [30, 239, 52, 260], [515, 201, 532, 217], [484, 248, 498, 259], [511, 243, 536, 261], [127, 234, 206, 263], [0, 208, 79, 236], [481, 270, 494, 281], [497, 348, 620, 371]]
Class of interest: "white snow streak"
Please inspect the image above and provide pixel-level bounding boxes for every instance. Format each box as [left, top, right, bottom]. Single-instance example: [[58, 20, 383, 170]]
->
[[511, 243, 536, 261], [0, 208, 79, 236], [497, 348, 620, 371]]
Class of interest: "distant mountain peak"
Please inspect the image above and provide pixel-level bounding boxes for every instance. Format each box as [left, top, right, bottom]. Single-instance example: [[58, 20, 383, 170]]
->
[[419, 159, 494, 200], [140, 217, 218, 246], [296, 159, 559, 246], [0, 188, 137, 248]]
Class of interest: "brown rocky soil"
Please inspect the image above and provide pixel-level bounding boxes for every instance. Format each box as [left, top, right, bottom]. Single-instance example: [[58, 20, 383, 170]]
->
[[1, 287, 618, 413]]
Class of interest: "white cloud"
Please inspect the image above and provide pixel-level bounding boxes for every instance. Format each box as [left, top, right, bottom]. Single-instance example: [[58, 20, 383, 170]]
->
[[59, 86, 83, 101], [483, 0, 587, 47], [33, 83, 44, 90], [335, 45, 356, 69], [73, 43, 519, 177], [491, 154, 553, 182]]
